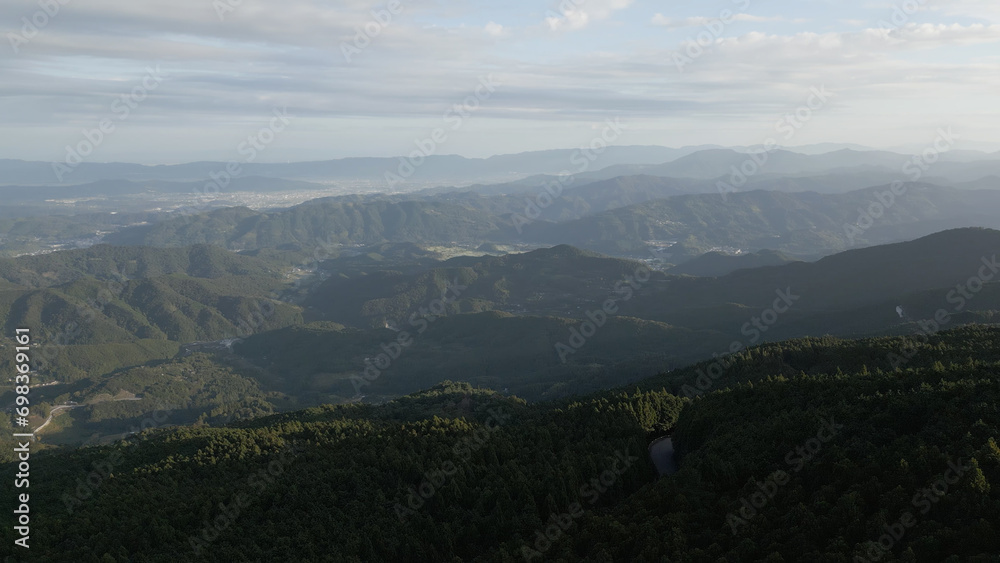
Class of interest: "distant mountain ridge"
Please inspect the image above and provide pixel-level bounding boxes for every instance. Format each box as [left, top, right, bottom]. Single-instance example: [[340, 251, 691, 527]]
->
[[100, 182, 1000, 260], [300, 229, 1000, 355], [519, 183, 1000, 257], [0, 146, 712, 185], [668, 249, 796, 277], [7, 146, 999, 188]]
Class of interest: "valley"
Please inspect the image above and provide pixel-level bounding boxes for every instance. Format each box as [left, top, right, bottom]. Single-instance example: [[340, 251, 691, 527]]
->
[[2, 147, 1000, 562], [9, 3, 1000, 559]]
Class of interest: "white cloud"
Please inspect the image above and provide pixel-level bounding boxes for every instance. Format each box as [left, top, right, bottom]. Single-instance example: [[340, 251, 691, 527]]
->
[[484, 21, 507, 37], [652, 13, 804, 29], [2, 0, 1000, 161], [930, 0, 1000, 23], [546, 0, 634, 31], [887, 22, 1000, 45]]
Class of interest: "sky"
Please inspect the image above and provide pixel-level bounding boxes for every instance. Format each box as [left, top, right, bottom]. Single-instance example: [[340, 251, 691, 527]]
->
[[1, 0, 999, 164]]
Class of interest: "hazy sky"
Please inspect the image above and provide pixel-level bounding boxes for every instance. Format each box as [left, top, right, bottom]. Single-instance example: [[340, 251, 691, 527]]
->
[[2, 0, 999, 163]]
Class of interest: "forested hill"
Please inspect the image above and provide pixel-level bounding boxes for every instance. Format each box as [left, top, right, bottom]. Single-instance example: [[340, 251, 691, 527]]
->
[[298, 228, 1000, 340], [302, 244, 652, 328], [5, 325, 1000, 561], [667, 249, 795, 277], [103, 200, 508, 250], [3, 229, 999, 448], [517, 184, 1000, 257], [0, 244, 283, 288], [98, 181, 1000, 260], [0, 244, 303, 385], [546, 324, 1000, 561]]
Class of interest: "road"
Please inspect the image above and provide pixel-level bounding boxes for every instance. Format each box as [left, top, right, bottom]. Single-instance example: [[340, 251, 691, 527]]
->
[[33, 404, 83, 434], [32, 397, 143, 435]]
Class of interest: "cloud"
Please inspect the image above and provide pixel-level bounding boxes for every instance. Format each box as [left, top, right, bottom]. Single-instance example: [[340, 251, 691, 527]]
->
[[484, 22, 507, 37], [652, 13, 806, 29], [886, 22, 1000, 45], [545, 0, 634, 31], [2, 0, 1000, 161], [929, 0, 1000, 23]]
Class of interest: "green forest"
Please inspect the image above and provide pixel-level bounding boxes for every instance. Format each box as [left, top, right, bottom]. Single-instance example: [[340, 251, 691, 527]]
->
[[4, 325, 1000, 561], [0, 228, 999, 561]]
